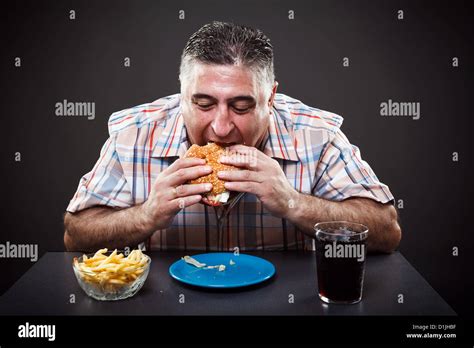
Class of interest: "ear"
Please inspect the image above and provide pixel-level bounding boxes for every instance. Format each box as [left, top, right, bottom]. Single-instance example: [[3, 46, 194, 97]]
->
[[268, 81, 279, 108]]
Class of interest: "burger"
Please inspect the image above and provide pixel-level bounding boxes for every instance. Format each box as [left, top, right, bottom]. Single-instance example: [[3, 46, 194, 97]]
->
[[184, 142, 239, 206]]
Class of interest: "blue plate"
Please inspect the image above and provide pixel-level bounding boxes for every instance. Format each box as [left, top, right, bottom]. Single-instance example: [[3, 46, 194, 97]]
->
[[169, 253, 276, 288]]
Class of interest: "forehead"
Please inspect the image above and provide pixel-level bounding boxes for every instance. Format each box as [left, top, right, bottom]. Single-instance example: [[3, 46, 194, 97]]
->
[[187, 63, 260, 99]]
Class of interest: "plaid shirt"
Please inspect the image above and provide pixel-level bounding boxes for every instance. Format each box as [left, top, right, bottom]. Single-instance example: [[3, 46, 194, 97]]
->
[[67, 93, 394, 251]]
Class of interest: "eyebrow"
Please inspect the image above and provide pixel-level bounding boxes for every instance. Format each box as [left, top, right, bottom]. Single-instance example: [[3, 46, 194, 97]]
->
[[191, 94, 256, 104]]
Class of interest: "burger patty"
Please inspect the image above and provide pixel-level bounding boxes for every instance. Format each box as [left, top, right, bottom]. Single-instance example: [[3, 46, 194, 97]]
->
[[184, 143, 238, 196]]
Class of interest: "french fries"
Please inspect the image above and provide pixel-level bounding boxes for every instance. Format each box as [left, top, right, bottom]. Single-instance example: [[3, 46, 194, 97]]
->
[[73, 248, 149, 290]]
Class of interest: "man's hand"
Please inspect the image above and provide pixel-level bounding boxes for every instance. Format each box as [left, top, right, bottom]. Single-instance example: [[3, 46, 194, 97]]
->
[[64, 157, 213, 252], [218, 144, 298, 218], [141, 157, 213, 230], [218, 145, 401, 253]]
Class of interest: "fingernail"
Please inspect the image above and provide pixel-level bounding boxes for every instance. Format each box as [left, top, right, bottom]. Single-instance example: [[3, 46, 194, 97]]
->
[[205, 184, 212, 190], [217, 171, 226, 177], [220, 156, 228, 162], [204, 165, 212, 171]]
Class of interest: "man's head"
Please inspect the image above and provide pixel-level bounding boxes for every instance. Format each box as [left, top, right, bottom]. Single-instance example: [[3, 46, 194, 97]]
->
[[179, 21, 278, 147]]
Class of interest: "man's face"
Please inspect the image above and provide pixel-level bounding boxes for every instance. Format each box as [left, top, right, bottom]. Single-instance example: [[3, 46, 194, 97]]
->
[[181, 63, 276, 148]]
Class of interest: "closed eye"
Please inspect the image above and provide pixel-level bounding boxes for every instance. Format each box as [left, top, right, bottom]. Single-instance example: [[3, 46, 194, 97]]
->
[[193, 102, 214, 110], [192, 98, 254, 113], [232, 102, 255, 114], [232, 106, 251, 114]]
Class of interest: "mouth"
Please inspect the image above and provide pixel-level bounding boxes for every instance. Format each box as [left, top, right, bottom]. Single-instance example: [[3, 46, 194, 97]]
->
[[208, 141, 238, 147]]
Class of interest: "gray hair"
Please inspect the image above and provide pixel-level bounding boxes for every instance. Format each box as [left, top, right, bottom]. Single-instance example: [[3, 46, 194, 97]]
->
[[179, 21, 275, 97]]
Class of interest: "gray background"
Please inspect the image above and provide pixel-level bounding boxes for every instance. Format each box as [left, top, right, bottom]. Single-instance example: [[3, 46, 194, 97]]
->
[[0, 0, 472, 317]]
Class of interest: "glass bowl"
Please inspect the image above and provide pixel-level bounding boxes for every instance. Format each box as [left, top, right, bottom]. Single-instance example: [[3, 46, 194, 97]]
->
[[72, 250, 151, 301]]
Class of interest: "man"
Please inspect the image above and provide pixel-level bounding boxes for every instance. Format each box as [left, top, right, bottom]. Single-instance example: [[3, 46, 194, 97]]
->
[[64, 21, 401, 253]]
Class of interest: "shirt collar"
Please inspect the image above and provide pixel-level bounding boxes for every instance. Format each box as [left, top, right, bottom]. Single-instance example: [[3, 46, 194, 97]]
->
[[151, 95, 189, 158], [260, 109, 299, 161]]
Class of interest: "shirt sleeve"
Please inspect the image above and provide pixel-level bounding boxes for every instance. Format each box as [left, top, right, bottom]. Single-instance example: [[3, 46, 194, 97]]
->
[[66, 133, 133, 213], [312, 129, 394, 204]]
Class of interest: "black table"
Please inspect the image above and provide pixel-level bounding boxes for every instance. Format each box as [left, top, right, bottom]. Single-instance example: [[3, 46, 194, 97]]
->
[[0, 251, 456, 316]]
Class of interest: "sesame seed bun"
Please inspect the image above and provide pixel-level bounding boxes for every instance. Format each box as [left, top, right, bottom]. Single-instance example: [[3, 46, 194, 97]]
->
[[184, 143, 239, 206]]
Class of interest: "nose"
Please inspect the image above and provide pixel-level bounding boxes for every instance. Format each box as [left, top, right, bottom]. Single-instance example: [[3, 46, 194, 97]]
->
[[211, 105, 234, 138]]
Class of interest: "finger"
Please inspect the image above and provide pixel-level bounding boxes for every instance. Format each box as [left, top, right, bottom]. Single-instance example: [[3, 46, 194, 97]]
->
[[173, 183, 213, 198], [224, 181, 259, 194], [165, 157, 207, 174], [217, 169, 262, 182], [227, 144, 253, 153], [170, 195, 203, 212], [221, 145, 257, 159], [227, 144, 273, 164], [219, 151, 260, 169], [166, 165, 213, 187]]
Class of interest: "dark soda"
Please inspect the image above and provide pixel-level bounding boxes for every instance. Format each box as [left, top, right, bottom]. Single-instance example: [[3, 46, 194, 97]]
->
[[315, 237, 367, 303]]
